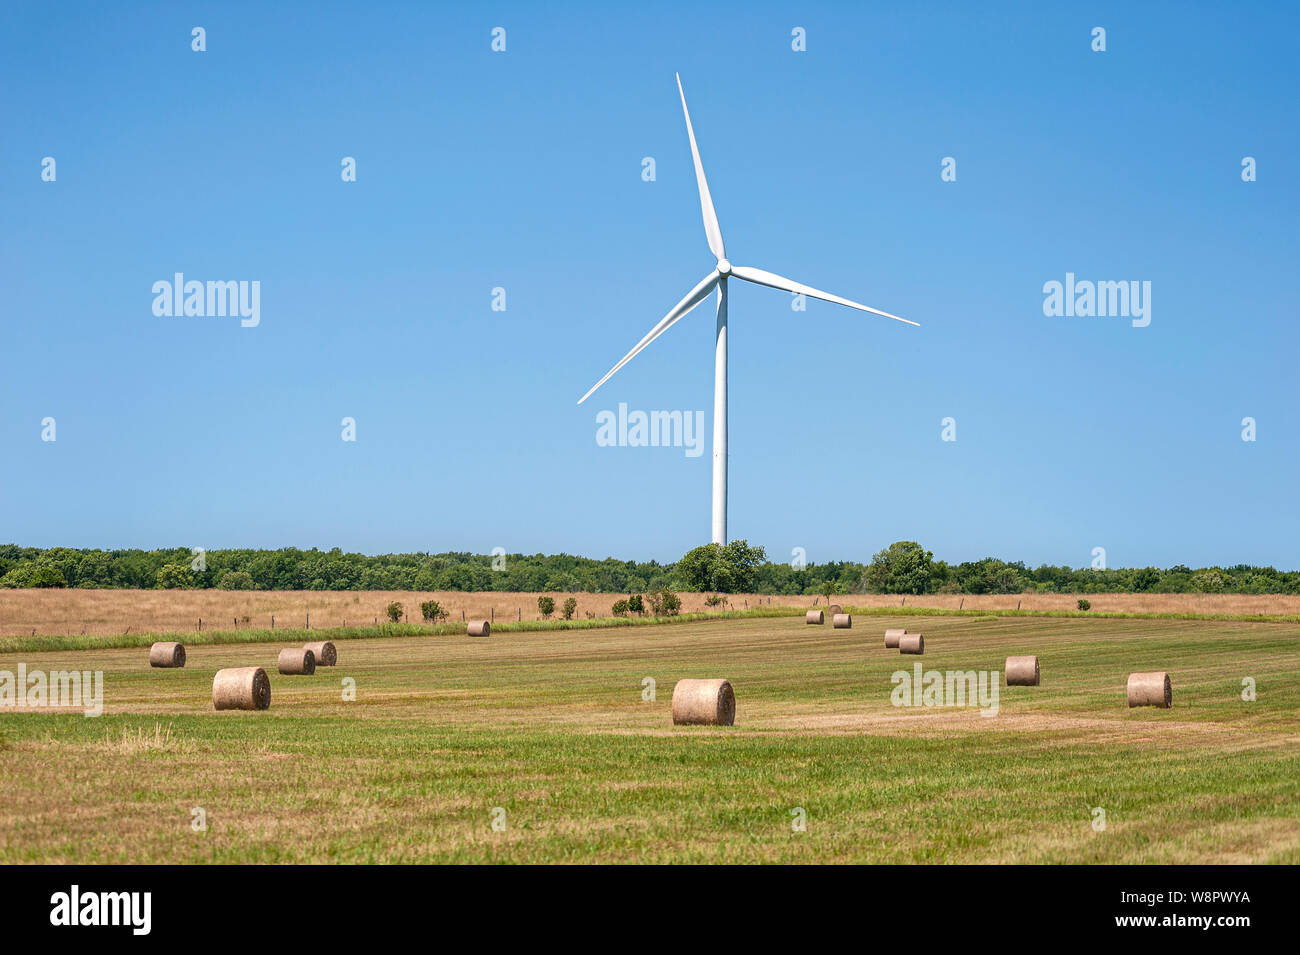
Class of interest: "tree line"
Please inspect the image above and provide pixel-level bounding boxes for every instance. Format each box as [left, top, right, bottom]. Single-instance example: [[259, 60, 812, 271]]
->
[[0, 541, 1295, 595]]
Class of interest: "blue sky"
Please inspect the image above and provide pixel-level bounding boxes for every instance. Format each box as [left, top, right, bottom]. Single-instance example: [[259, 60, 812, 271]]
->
[[2, 1, 1296, 568]]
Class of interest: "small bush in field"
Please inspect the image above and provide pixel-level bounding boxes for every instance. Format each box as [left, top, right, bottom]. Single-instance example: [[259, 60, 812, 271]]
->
[[627, 594, 644, 615], [538, 596, 555, 619], [562, 597, 577, 620], [612, 599, 630, 617], [1077, 598, 1091, 611], [386, 601, 403, 623], [648, 588, 681, 617]]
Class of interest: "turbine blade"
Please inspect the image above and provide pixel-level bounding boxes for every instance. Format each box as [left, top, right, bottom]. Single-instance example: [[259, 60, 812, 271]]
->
[[676, 73, 726, 263], [577, 272, 721, 405], [730, 265, 918, 327]]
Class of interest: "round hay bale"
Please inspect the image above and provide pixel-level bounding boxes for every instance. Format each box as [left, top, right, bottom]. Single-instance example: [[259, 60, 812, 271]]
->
[[468, 620, 490, 637], [832, 613, 852, 629], [212, 667, 271, 711], [148, 641, 185, 668], [303, 641, 336, 666], [671, 678, 735, 726], [1127, 671, 1172, 708], [1005, 655, 1040, 686], [828, 604, 843, 616], [884, 628, 906, 648], [805, 609, 824, 625], [277, 647, 315, 676], [899, 633, 924, 655]]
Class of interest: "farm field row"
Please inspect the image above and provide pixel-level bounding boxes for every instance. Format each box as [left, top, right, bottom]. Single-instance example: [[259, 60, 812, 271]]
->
[[2, 614, 1296, 863]]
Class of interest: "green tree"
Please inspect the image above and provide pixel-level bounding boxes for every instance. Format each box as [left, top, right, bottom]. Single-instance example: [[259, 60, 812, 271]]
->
[[562, 596, 578, 620], [862, 541, 934, 594], [216, 570, 255, 590], [537, 595, 555, 619], [155, 563, 195, 589], [674, 540, 767, 593], [386, 601, 403, 622]]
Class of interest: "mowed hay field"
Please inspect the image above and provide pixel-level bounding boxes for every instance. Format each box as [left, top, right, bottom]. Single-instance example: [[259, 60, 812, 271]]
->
[[3, 588, 1299, 637], [2, 614, 1298, 863]]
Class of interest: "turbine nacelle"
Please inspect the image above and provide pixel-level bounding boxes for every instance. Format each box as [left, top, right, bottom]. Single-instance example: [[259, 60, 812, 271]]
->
[[716, 258, 731, 276]]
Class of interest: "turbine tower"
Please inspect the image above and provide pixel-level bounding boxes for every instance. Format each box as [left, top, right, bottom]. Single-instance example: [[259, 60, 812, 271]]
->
[[579, 74, 918, 545]]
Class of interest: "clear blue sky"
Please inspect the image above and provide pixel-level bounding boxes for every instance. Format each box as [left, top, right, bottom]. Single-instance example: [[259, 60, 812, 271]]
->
[[2, 1, 1296, 569]]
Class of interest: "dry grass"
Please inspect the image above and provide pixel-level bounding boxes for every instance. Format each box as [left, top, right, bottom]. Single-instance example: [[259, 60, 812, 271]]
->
[[1, 588, 1296, 638]]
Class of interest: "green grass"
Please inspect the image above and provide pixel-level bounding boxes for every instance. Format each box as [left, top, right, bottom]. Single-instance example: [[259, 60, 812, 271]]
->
[[1, 614, 1297, 863]]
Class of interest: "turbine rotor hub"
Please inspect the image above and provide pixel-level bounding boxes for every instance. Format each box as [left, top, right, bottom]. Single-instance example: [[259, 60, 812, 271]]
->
[[717, 258, 731, 276]]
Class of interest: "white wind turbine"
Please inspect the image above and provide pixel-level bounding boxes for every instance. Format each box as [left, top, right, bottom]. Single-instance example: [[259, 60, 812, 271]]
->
[[578, 74, 918, 545]]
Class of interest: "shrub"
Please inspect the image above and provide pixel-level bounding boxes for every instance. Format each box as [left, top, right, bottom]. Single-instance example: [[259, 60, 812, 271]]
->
[[648, 587, 681, 617], [216, 570, 255, 591], [1076, 598, 1091, 611], [420, 599, 448, 623], [612, 599, 630, 617], [627, 594, 644, 615], [538, 595, 555, 619], [562, 597, 578, 620], [386, 601, 404, 623]]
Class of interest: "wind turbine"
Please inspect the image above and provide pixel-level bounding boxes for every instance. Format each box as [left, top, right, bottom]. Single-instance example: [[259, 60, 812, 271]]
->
[[578, 74, 918, 546]]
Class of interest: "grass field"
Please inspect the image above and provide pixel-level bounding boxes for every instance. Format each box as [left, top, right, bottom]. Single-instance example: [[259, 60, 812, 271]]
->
[[3, 586, 1299, 637], [2, 613, 1297, 863]]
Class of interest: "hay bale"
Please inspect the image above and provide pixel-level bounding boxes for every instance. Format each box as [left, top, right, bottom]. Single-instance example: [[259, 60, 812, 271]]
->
[[884, 628, 906, 648], [828, 604, 843, 616], [212, 667, 271, 711], [671, 678, 735, 726], [899, 633, 924, 654], [805, 609, 824, 625], [468, 620, 490, 637], [303, 641, 336, 667], [1005, 655, 1040, 686], [1127, 671, 1172, 708], [277, 647, 316, 676], [148, 641, 185, 668], [832, 613, 852, 629]]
